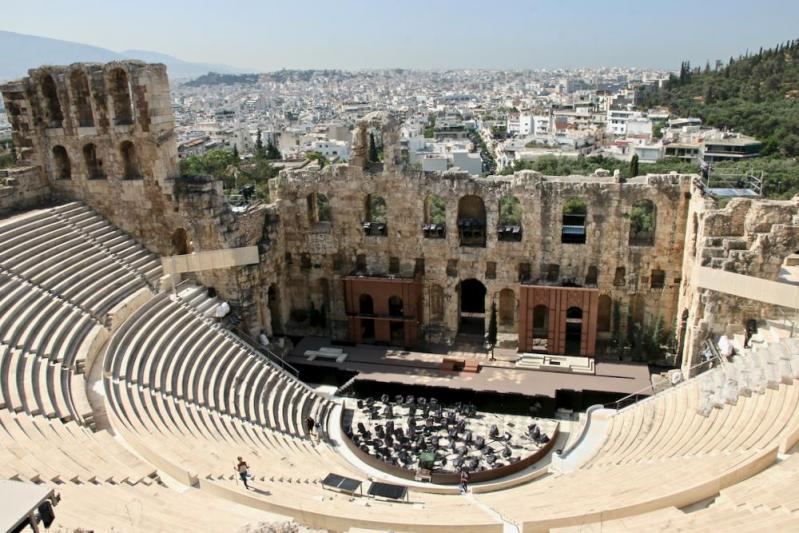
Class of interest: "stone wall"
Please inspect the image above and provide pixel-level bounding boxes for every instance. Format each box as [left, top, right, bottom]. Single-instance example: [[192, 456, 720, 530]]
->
[[0, 62, 270, 333], [270, 128, 692, 350], [678, 190, 799, 373], [0, 165, 52, 216]]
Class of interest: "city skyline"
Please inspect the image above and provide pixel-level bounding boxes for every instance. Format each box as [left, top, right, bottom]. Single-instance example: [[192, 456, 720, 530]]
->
[[3, 0, 798, 71]]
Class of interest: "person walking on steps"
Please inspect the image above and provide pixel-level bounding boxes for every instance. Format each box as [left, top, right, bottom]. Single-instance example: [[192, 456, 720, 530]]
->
[[236, 456, 252, 490], [460, 469, 470, 495], [305, 415, 316, 440]]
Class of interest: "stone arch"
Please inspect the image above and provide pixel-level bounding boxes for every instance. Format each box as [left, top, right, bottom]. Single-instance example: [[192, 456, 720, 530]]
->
[[498, 288, 516, 327], [41, 74, 63, 128], [120, 140, 141, 179], [359, 294, 374, 315], [597, 295, 612, 332], [388, 295, 404, 317], [82, 143, 104, 179], [562, 197, 587, 244], [171, 228, 192, 255], [629, 199, 656, 246], [429, 284, 444, 322], [457, 195, 486, 247], [109, 67, 134, 126], [69, 69, 94, 127], [52, 145, 71, 180], [565, 307, 583, 355], [364, 194, 387, 223], [424, 194, 446, 225]]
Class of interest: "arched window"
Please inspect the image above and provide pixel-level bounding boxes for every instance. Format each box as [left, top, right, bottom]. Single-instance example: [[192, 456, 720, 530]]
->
[[430, 284, 444, 322], [562, 197, 587, 244], [83, 143, 104, 180], [120, 141, 140, 179], [597, 295, 612, 332], [629, 199, 656, 246], [423, 194, 446, 238], [109, 68, 134, 126], [70, 70, 94, 127], [498, 195, 522, 241], [499, 289, 515, 326], [457, 195, 486, 247], [388, 296, 404, 317], [359, 294, 374, 315], [41, 74, 63, 128], [52, 146, 71, 180], [363, 194, 387, 236], [307, 192, 331, 224]]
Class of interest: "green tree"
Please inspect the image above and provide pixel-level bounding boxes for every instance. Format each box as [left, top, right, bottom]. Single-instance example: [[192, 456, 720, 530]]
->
[[254, 129, 265, 159], [499, 195, 522, 225], [306, 151, 329, 169], [629, 154, 639, 177], [266, 140, 281, 160], [232, 144, 239, 160], [368, 132, 379, 163]]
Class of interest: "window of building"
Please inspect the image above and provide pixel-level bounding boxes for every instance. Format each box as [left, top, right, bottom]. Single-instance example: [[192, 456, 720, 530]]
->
[[485, 261, 497, 279], [561, 198, 587, 244], [651, 269, 666, 289]]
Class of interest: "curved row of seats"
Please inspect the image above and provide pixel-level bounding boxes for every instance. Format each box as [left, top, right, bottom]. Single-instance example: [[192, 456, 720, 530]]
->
[[104, 291, 327, 438], [0, 203, 162, 321], [585, 341, 799, 469], [102, 290, 502, 532], [0, 203, 163, 425], [553, 452, 799, 531]]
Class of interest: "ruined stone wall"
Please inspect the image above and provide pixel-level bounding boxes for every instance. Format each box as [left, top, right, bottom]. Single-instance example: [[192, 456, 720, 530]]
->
[[0, 166, 52, 216], [678, 190, 799, 374], [270, 158, 692, 348], [0, 62, 270, 334]]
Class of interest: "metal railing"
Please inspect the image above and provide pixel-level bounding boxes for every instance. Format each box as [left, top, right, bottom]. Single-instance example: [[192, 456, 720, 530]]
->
[[609, 341, 724, 412]]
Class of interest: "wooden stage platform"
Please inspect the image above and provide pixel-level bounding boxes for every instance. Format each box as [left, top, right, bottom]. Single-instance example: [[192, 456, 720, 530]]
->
[[288, 337, 652, 400]]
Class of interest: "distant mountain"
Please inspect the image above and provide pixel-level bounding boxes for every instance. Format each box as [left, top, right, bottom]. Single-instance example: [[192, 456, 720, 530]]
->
[[0, 30, 249, 81]]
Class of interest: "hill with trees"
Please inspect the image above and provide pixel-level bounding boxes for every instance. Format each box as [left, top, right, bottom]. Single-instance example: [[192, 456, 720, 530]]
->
[[642, 39, 799, 157], [184, 72, 260, 87]]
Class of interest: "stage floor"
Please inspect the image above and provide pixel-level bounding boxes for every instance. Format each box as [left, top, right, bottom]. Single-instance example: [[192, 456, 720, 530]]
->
[[288, 337, 652, 399]]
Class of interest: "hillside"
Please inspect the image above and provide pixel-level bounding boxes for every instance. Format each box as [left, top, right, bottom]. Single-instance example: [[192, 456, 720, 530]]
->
[[643, 39, 799, 157], [183, 72, 260, 87], [0, 30, 247, 80]]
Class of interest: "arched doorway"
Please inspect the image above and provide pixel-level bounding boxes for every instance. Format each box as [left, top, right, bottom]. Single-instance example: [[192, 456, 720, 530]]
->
[[171, 228, 191, 255], [459, 278, 486, 335], [565, 307, 583, 355]]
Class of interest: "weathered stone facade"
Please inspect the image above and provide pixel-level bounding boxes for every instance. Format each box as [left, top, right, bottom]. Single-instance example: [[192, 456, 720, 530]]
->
[[678, 191, 799, 373], [0, 62, 271, 331], [10, 62, 796, 365]]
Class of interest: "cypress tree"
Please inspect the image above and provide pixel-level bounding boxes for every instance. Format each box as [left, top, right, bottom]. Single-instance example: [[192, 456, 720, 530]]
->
[[254, 129, 265, 159], [629, 154, 639, 178]]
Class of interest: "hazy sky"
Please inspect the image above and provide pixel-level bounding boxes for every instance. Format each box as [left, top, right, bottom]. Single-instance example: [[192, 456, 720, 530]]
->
[[4, 0, 798, 70]]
